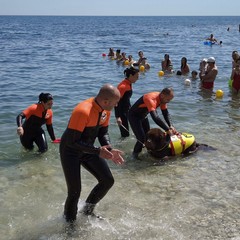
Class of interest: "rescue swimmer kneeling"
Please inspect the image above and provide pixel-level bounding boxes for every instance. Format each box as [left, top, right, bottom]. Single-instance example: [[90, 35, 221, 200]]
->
[[128, 87, 177, 159], [60, 84, 124, 223]]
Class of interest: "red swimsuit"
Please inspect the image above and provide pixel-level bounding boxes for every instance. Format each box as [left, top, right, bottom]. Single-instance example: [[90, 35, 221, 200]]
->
[[232, 72, 240, 91]]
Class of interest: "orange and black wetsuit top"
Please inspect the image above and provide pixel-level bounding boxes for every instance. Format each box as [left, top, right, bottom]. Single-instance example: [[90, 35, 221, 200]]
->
[[61, 97, 111, 155], [114, 78, 132, 118], [129, 92, 171, 131], [16, 103, 55, 140]]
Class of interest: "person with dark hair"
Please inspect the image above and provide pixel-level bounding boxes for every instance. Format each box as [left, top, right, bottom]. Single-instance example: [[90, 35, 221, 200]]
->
[[128, 88, 177, 159], [107, 48, 115, 57], [115, 67, 139, 137], [16, 93, 59, 153], [161, 54, 173, 73], [206, 34, 218, 43], [191, 70, 198, 80], [60, 84, 124, 223], [180, 57, 190, 75], [128, 55, 135, 65], [133, 50, 144, 67], [115, 49, 122, 60]]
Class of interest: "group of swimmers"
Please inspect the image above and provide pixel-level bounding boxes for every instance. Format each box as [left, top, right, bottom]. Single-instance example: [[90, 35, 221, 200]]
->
[[108, 48, 151, 70], [108, 47, 220, 91]]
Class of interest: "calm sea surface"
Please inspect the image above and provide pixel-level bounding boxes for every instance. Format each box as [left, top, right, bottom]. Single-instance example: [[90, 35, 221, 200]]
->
[[0, 16, 240, 240]]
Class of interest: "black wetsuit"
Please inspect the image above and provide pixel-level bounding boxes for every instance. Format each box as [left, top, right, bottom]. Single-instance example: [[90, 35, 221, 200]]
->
[[60, 97, 114, 222], [16, 103, 55, 153], [128, 92, 171, 154], [114, 79, 132, 137]]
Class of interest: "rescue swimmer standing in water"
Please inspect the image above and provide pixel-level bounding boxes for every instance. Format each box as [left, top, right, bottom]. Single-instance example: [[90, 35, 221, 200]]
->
[[16, 93, 58, 153], [114, 67, 139, 137], [128, 87, 177, 159], [60, 84, 124, 223]]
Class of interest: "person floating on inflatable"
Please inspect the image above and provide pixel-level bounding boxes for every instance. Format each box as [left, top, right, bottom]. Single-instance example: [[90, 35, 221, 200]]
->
[[206, 34, 218, 43], [16, 93, 60, 153]]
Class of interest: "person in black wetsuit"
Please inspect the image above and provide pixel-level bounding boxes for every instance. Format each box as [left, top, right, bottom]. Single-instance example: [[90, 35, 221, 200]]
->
[[128, 87, 177, 159], [16, 93, 58, 153], [60, 84, 124, 223], [114, 67, 139, 137]]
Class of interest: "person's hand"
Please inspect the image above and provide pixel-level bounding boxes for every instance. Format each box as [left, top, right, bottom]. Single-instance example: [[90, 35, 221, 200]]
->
[[110, 149, 124, 165], [52, 138, 61, 143], [169, 126, 178, 135], [17, 127, 24, 136], [99, 146, 125, 165], [116, 117, 122, 126], [99, 145, 113, 159], [166, 128, 176, 136]]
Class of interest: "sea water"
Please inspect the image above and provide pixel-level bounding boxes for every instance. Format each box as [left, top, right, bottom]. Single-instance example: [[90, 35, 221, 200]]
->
[[0, 16, 240, 239]]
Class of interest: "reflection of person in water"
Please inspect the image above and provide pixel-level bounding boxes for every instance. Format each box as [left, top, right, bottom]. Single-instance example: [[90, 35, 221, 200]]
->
[[16, 93, 58, 153]]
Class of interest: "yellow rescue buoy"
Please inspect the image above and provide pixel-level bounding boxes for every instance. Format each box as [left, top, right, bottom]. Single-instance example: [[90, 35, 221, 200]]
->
[[216, 89, 224, 98], [158, 70, 164, 76], [124, 60, 129, 65], [139, 65, 145, 72]]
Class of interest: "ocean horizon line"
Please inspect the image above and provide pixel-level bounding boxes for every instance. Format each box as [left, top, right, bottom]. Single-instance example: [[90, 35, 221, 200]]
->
[[0, 14, 239, 17]]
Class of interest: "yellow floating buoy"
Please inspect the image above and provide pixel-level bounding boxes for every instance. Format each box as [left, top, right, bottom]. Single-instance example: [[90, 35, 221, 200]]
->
[[124, 60, 129, 65], [158, 70, 164, 77], [216, 89, 224, 98], [139, 65, 145, 72]]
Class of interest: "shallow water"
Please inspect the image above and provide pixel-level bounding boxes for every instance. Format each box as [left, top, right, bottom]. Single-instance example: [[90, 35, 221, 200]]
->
[[0, 16, 240, 239]]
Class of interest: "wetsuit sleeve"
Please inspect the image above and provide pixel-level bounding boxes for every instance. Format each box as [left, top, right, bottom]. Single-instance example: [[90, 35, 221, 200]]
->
[[161, 109, 172, 127], [150, 110, 169, 131], [98, 126, 112, 150], [114, 91, 132, 118], [114, 106, 120, 118], [46, 124, 56, 141], [16, 112, 26, 127], [64, 129, 101, 154]]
